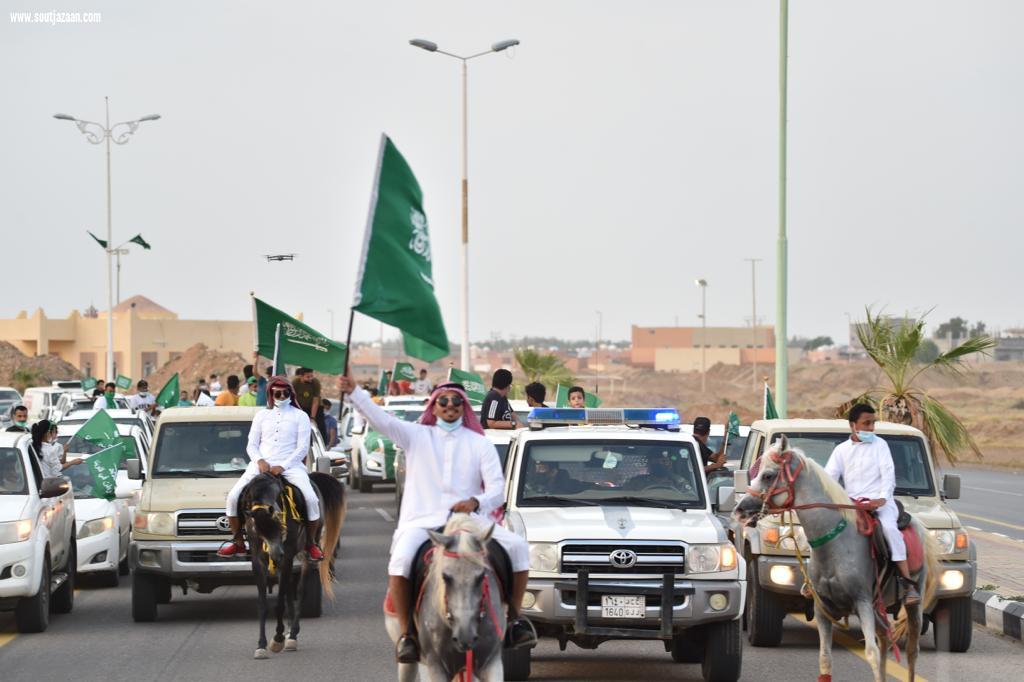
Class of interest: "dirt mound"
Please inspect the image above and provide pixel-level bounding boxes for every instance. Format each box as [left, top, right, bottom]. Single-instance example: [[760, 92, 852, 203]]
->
[[147, 343, 250, 394], [0, 341, 83, 392]]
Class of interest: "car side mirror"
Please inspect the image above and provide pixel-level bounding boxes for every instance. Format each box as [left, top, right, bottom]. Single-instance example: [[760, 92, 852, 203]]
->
[[717, 486, 736, 513], [126, 458, 143, 480], [733, 470, 748, 499], [942, 474, 961, 500], [316, 456, 332, 474], [39, 477, 70, 499]]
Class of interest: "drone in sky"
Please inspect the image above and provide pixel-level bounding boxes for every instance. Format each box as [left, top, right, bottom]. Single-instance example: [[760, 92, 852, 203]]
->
[[264, 254, 297, 262]]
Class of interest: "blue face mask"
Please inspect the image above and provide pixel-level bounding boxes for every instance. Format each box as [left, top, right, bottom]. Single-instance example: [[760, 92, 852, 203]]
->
[[857, 431, 876, 444], [437, 417, 462, 433]]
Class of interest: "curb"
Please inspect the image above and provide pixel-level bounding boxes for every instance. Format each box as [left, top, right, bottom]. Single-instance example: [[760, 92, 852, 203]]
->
[[972, 590, 1024, 642]]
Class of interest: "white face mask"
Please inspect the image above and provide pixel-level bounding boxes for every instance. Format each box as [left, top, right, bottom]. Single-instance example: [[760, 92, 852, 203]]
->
[[274, 397, 291, 409]]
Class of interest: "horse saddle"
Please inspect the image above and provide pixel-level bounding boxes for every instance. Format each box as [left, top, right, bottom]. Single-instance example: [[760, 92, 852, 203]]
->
[[868, 500, 923, 575]]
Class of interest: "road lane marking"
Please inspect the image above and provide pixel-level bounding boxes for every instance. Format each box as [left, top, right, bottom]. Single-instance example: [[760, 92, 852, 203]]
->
[[963, 485, 1024, 497], [790, 615, 928, 682], [0, 630, 15, 648], [376, 507, 395, 522], [956, 512, 1024, 532]]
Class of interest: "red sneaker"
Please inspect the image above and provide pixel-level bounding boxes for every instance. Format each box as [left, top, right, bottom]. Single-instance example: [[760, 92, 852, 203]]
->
[[217, 542, 246, 557], [306, 544, 324, 561]]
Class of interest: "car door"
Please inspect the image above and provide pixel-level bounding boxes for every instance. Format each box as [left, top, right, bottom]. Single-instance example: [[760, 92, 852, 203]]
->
[[25, 441, 69, 565]]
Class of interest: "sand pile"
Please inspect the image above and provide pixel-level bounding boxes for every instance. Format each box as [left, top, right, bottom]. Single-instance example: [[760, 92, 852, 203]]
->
[[146, 343, 250, 393], [0, 341, 83, 391]]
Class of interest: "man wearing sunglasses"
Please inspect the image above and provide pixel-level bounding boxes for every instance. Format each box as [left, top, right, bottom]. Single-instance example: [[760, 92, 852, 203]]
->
[[339, 376, 536, 663], [218, 377, 323, 560]]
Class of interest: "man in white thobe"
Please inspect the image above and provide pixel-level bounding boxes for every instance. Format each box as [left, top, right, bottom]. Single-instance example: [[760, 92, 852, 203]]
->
[[824, 403, 920, 605], [340, 376, 535, 663]]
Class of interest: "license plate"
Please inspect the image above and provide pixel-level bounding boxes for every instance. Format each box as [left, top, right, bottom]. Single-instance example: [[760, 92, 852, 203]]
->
[[600, 594, 646, 618]]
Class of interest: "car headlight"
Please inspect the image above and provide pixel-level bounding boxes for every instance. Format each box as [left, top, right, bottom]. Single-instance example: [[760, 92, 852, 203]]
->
[[687, 543, 737, 573], [528, 542, 559, 572], [134, 512, 174, 536], [78, 516, 115, 539], [930, 528, 968, 554], [0, 519, 33, 544]]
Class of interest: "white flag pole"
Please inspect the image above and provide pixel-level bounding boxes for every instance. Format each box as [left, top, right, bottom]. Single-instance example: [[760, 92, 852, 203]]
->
[[273, 323, 282, 376]]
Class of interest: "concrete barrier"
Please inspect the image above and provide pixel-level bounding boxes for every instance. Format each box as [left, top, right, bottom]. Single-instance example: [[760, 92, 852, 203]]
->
[[972, 590, 1024, 642]]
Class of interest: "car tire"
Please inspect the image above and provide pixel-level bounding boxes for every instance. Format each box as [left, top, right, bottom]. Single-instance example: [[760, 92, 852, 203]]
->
[[51, 544, 75, 614], [746, 559, 784, 647], [301, 569, 322, 618], [156, 577, 172, 604], [502, 645, 531, 680], [670, 632, 704, 663], [15, 557, 50, 633], [132, 572, 159, 622], [701, 619, 742, 682], [119, 554, 130, 576], [98, 569, 120, 588], [358, 467, 373, 494], [933, 596, 972, 652]]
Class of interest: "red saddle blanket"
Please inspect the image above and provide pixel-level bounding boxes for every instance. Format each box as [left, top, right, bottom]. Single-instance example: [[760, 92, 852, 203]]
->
[[902, 525, 924, 574]]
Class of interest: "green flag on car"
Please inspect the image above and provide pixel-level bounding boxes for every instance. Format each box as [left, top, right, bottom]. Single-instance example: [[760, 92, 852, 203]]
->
[[393, 362, 417, 383], [447, 368, 486, 403], [82, 377, 97, 392], [253, 297, 347, 374], [727, 411, 741, 437], [352, 134, 449, 363], [115, 374, 132, 390], [764, 383, 779, 420], [155, 373, 180, 409], [84, 443, 125, 500], [377, 369, 389, 396], [554, 384, 602, 408], [69, 409, 120, 452]]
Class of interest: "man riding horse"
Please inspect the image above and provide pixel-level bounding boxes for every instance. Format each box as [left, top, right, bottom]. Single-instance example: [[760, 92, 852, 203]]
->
[[338, 376, 537, 662], [219, 376, 324, 561]]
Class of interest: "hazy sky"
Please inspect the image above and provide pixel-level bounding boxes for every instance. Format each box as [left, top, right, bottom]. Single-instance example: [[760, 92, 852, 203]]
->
[[2, 1, 1021, 345]]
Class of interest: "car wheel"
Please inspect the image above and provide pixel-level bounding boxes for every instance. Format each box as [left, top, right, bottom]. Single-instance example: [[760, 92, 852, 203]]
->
[[51, 544, 75, 614], [156, 577, 172, 604], [358, 465, 373, 494], [98, 569, 120, 588], [670, 631, 704, 663], [132, 572, 159, 622], [746, 559, 784, 647], [701, 619, 742, 682], [933, 596, 972, 652], [15, 557, 50, 633], [502, 645, 531, 680], [119, 554, 130, 576], [301, 569, 322, 618]]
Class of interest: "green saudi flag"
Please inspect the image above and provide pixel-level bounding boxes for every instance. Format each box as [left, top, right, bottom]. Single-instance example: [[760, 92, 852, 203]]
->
[[129, 234, 152, 250], [155, 373, 180, 409], [377, 369, 389, 396], [82, 377, 98, 391], [393, 362, 416, 383], [353, 134, 449, 362], [764, 383, 780, 420], [84, 443, 125, 500], [447, 368, 486, 403], [88, 231, 108, 249], [727, 411, 742, 437], [115, 374, 132, 390], [253, 297, 347, 374], [554, 385, 602, 408], [69, 409, 120, 452]]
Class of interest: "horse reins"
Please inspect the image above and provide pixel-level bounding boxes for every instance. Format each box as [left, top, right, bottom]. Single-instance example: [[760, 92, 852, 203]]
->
[[249, 485, 301, 576]]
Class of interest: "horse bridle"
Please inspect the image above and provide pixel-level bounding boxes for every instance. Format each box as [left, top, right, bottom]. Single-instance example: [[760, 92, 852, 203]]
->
[[747, 448, 805, 516]]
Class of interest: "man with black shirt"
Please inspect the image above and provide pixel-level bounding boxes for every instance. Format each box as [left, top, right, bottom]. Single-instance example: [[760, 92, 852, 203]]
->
[[480, 368, 523, 430], [692, 416, 726, 473]]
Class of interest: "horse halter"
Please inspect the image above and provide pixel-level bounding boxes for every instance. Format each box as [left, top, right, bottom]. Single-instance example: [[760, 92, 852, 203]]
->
[[747, 448, 804, 514]]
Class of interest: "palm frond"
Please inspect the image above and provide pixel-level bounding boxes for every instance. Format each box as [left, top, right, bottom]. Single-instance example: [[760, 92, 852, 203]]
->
[[930, 335, 998, 373], [917, 393, 983, 466]]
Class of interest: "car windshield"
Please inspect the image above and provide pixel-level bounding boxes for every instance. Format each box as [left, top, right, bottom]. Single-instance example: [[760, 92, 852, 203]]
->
[[152, 422, 250, 476], [774, 433, 935, 497], [706, 434, 748, 463], [0, 390, 20, 402], [0, 447, 28, 495], [518, 439, 705, 508]]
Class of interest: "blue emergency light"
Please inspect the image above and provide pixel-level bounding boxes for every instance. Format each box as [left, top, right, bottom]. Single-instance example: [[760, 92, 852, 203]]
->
[[527, 407, 681, 429]]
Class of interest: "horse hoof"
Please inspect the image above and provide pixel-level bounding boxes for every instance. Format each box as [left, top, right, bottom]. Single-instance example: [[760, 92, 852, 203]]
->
[[269, 639, 284, 653], [284, 638, 298, 651], [254, 648, 269, 660]]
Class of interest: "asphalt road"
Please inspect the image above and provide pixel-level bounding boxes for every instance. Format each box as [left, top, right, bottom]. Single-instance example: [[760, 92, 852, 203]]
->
[[1, 488, 1021, 681], [948, 467, 1024, 541]]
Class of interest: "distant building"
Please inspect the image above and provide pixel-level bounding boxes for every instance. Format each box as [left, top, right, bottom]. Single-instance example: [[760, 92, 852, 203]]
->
[[631, 325, 775, 371], [994, 329, 1024, 362], [848, 316, 918, 354]]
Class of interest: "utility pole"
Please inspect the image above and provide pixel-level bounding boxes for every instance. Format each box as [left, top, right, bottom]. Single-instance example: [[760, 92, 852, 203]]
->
[[775, 0, 790, 417], [746, 258, 762, 391]]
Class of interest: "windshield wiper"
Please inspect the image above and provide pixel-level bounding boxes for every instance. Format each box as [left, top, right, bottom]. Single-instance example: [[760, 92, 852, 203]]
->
[[523, 495, 599, 506], [154, 471, 225, 478], [599, 496, 690, 509]]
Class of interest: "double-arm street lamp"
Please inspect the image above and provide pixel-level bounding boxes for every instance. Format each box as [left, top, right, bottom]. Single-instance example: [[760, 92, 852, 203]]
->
[[54, 97, 160, 381], [409, 38, 519, 370]]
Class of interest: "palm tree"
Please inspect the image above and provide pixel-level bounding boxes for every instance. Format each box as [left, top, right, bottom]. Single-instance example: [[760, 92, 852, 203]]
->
[[511, 348, 574, 399], [838, 309, 996, 464]]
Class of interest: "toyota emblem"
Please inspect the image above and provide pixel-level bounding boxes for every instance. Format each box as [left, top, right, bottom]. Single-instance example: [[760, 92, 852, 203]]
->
[[609, 549, 638, 569], [216, 516, 232, 532]]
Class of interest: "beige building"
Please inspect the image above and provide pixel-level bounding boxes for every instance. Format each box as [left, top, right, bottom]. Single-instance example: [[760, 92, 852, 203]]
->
[[632, 325, 776, 371], [0, 296, 253, 380]]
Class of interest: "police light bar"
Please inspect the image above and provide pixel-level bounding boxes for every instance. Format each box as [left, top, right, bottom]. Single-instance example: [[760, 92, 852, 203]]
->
[[527, 407, 681, 429]]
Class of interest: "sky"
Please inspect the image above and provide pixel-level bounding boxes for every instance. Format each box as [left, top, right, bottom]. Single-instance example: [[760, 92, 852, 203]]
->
[[2, 1, 1021, 346]]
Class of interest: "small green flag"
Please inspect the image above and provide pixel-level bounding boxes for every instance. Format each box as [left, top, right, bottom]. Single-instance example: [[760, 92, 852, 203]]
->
[[115, 374, 132, 390], [129, 234, 152, 250], [554, 385, 601, 408], [70, 409, 121, 452], [254, 297, 347, 374], [377, 369, 389, 396], [727, 411, 742, 437], [447, 368, 486, 403], [585, 393, 603, 408], [393, 362, 416, 383], [764, 383, 779, 420], [84, 443, 125, 500], [87, 231, 108, 249], [82, 377, 98, 391], [155, 373, 179, 409], [352, 135, 449, 362]]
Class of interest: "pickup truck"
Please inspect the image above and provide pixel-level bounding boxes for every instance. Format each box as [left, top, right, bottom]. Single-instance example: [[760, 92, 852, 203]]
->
[[0, 432, 76, 632], [731, 419, 976, 652], [127, 406, 331, 622], [502, 408, 744, 682]]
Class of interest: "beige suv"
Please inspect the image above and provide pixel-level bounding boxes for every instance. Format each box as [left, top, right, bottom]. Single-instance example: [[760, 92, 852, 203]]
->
[[731, 419, 975, 652], [126, 406, 330, 622]]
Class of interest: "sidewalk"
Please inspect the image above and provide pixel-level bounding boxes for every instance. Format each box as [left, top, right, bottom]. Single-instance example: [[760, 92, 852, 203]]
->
[[973, 529, 1024, 596]]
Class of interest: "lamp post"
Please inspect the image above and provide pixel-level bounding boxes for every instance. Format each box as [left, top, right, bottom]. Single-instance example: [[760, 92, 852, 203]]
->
[[775, 0, 790, 417], [594, 310, 603, 394], [746, 258, 762, 390], [55, 98, 160, 381], [409, 37, 520, 371], [696, 279, 708, 393]]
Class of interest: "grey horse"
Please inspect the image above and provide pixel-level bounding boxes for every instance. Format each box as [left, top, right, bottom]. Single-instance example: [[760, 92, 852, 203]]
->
[[384, 514, 506, 681], [734, 436, 940, 682]]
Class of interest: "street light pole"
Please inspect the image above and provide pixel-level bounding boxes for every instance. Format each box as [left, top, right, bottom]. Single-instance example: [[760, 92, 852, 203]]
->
[[696, 279, 708, 393], [746, 258, 762, 390], [55, 99, 160, 381], [775, 0, 790, 417], [594, 310, 603, 394], [410, 38, 519, 371]]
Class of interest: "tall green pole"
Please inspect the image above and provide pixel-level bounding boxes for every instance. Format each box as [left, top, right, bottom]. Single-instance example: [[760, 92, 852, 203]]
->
[[775, 0, 789, 417]]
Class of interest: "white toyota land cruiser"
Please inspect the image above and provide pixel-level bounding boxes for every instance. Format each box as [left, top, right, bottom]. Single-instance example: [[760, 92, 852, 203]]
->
[[502, 408, 744, 682]]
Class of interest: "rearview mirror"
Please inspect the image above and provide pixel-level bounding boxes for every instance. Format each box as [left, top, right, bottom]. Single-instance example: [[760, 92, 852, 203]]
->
[[717, 486, 736, 513], [315, 456, 332, 474], [39, 477, 70, 499], [942, 474, 961, 500], [126, 458, 143, 480]]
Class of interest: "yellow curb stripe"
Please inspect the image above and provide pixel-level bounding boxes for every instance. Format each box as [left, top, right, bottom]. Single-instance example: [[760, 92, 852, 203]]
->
[[956, 512, 1024, 533], [790, 615, 929, 682]]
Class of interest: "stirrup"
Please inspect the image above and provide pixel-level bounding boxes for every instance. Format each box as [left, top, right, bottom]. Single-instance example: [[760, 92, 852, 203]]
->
[[395, 633, 420, 663]]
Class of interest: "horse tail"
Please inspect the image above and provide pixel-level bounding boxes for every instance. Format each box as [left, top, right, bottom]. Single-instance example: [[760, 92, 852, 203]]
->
[[311, 472, 347, 600]]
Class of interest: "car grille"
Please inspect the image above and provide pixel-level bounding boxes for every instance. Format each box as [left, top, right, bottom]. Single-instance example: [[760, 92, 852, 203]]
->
[[560, 591, 685, 608], [561, 543, 685, 575], [177, 511, 232, 537], [177, 550, 248, 563]]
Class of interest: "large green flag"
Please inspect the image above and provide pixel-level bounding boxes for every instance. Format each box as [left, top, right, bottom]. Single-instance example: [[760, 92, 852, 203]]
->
[[70, 409, 121, 452], [353, 134, 449, 362], [84, 443, 125, 500], [764, 383, 779, 420], [393, 362, 416, 383], [253, 297, 347, 374], [727, 411, 742, 437], [155, 373, 180, 409], [447, 368, 486, 403]]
